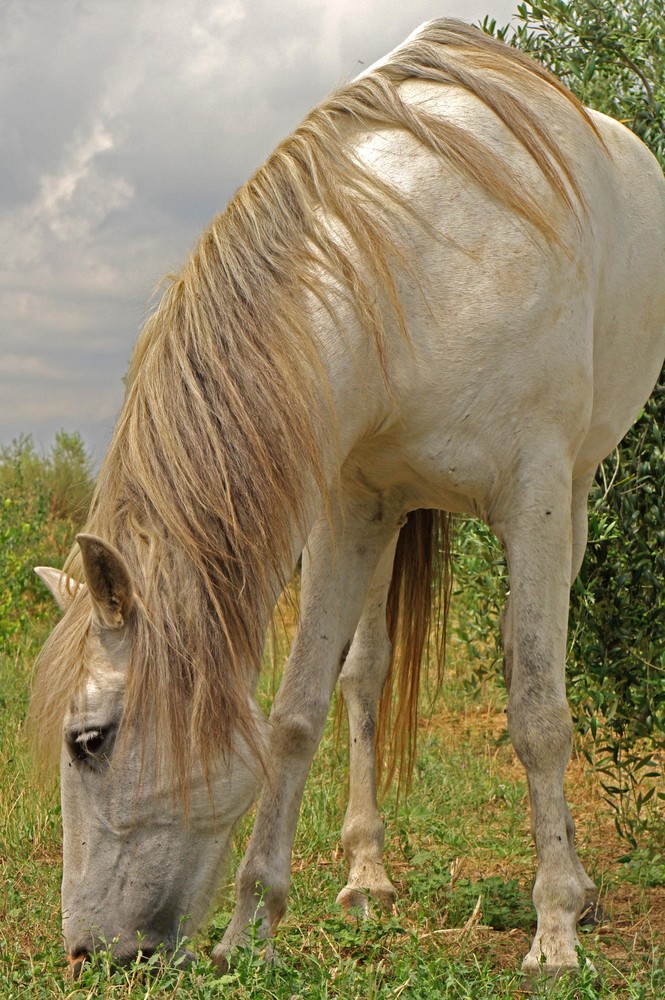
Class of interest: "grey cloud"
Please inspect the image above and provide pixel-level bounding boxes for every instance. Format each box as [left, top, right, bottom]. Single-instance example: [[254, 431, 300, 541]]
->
[[0, 0, 517, 459]]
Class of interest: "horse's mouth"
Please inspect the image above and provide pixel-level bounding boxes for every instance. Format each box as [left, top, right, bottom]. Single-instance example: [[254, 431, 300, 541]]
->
[[66, 950, 87, 979]]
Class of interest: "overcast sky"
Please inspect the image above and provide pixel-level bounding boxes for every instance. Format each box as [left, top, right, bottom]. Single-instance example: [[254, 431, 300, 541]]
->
[[1, 0, 518, 465]]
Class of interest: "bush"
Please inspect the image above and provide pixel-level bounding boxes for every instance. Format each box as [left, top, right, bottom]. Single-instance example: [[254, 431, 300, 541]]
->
[[0, 433, 94, 648], [0, 445, 50, 646], [486, 1, 665, 170]]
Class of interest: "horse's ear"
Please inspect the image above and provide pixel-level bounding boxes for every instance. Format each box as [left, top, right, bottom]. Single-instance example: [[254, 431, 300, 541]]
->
[[77, 534, 135, 629], [34, 566, 81, 611]]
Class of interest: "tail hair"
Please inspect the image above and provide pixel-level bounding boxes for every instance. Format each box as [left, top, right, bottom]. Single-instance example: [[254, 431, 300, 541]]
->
[[378, 508, 454, 800]]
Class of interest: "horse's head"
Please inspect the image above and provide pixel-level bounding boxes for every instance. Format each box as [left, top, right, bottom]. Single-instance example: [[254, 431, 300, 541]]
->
[[35, 535, 262, 974]]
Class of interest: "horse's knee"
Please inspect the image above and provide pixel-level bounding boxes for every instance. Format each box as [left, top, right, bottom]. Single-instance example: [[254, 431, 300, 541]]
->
[[236, 857, 289, 919], [270, 705, 327, 756], [270, 687, 332, 757]]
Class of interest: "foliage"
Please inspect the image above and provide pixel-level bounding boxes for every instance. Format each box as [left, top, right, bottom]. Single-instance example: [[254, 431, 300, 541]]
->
[[0, 444, 50, 647], [0, 431, 94, 524], [465, 0, 665, 849], [569, 430, 665, 850], [45, 430, 95, 521], [451, 519, 507, 689], [0, 433, 94, 649], [485, 1, 665, 169]]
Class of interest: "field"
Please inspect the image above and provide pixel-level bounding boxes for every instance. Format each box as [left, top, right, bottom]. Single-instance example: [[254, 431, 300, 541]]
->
[[2, 607, 663, 999], [0, 435, 662, 998]]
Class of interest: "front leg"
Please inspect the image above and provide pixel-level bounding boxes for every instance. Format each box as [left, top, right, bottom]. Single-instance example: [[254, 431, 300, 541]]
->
[[212, 501, 400, 968]]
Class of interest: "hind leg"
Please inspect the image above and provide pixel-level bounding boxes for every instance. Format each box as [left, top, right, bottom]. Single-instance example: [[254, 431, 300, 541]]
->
[[501, 470, 598, 932], [565, 471, 599, 919], [496, 455, 591, 977], [336, 535, 399, 915]]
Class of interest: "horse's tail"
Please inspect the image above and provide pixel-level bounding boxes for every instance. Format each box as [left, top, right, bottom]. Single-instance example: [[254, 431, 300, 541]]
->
[[378, 508, 454, 800]]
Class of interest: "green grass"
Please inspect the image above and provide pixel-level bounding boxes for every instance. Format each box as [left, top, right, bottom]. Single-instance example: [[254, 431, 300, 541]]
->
[[2, 432, 663, 996], [2, 616, 663, 998]]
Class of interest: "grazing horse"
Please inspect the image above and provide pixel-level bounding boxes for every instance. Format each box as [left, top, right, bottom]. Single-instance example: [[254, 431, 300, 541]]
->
[[32, 19, 665, 980]]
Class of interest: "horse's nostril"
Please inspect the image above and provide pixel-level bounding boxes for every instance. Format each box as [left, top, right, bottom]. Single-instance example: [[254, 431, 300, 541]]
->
[[67, 949, 89, 979]]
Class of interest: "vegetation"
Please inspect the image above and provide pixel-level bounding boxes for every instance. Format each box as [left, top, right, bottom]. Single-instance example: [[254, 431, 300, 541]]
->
[[0, 433, 94, 646], [2, 559, 664, 994], [2, 0, 665, 994]]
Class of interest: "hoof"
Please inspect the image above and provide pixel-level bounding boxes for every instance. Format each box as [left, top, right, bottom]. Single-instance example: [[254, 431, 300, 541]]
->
[[373, 885, 397, 912], [522, 951, 595, 987], [211, 942, 233, 973], [336, 886, 371, 915], [211, 938, 275, 974], [336, 881, 396, 915]]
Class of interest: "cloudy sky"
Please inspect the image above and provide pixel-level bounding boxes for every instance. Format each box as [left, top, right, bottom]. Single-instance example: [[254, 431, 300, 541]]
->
[[1, 0, 518, 465]]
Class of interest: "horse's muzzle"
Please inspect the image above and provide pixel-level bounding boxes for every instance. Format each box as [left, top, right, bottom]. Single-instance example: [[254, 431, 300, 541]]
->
[[67, 949, 88, 979], [66, 942, 196, 977]]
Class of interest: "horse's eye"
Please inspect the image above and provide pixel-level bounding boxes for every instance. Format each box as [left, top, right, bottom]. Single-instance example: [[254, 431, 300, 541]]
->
[[70, 729, 107, 762]]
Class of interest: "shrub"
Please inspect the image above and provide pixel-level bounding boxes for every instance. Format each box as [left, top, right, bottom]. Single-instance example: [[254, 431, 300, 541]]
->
[[0, 445, 50, 646], [0, 433, 94, 649]]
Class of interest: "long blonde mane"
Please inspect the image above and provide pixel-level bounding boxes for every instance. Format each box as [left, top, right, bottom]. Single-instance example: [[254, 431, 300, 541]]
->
[[31, 21, 595, 789]]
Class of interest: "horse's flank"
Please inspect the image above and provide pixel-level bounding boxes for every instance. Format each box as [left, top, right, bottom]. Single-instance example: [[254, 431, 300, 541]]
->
[[30, 20, 598, 792]]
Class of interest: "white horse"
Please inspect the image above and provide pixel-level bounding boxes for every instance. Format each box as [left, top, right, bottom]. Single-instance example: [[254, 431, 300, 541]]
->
[[32, 19, 665, 981]]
